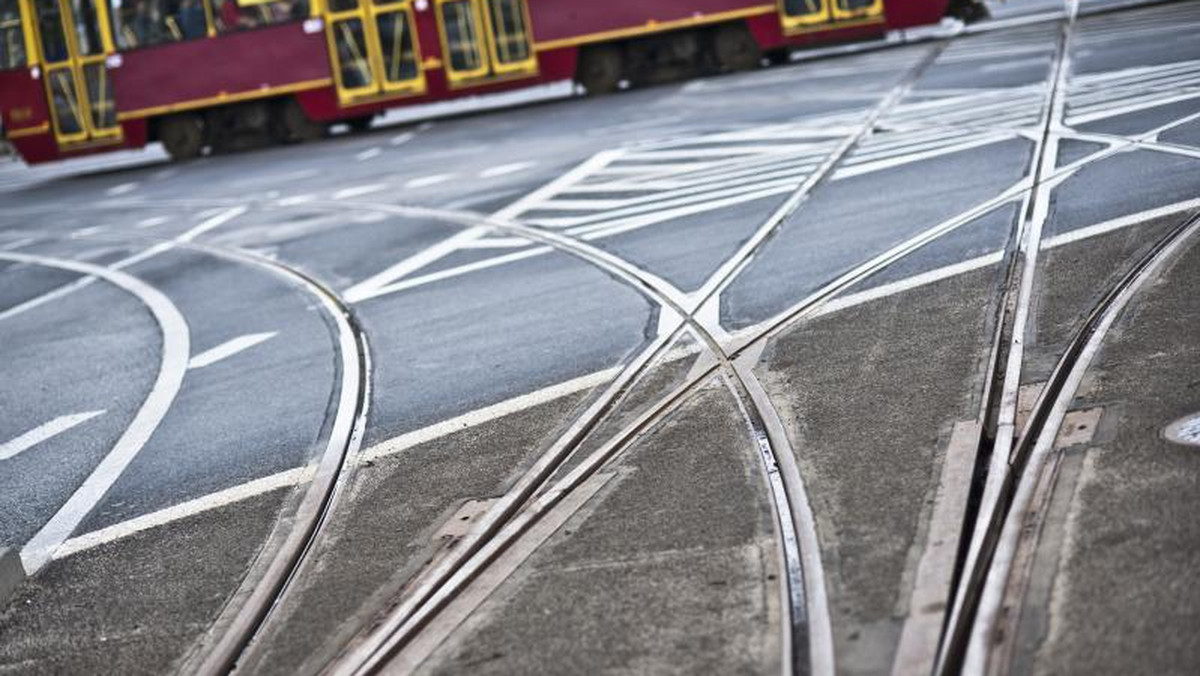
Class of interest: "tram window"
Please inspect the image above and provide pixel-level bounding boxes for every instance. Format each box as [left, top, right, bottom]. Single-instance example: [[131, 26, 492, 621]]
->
[[440, 0, 484, 74], [110, 0, 211, 48], [376, 10, 418, 84], [70, 0, 107, 56], [0, 0, 26, 69], [485, 0, 529, 65], [836, 0, 877, 10], [214, 0, 308, 33], [33, 0, 70, 62], [782, 0, 825, 18]]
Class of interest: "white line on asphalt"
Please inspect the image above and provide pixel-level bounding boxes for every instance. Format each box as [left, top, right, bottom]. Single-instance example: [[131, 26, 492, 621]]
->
[[105, 182, 138, 197], [53, 367, 622, 559], [55, 466, 315, 558], [343, 226, 491, 303], [334, 184, 388, 200], [188, 332, 277, 369], [404, 174, 453, 189], [390, 131, 415, 146], [0, 237, 37, 251], [72, 226, 105, 237], [356, 147, 382, 162], [0, 410, 106, 461], [360, 367, 620, 463], [1042, 197, 1200, 249], [277, 194, 316, 206], [0, 205, 246, 323], [479, 161, 537, 179], [811, 252, 1006, 318], [137, 216, 169, 228], [364, 246, 553, 298], [0, 252, 190, 575]]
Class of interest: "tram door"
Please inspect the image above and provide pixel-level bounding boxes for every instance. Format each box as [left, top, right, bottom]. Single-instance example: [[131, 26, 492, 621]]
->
[[325, 0, 425, 103], [435, 0, 535, 85], [31, 0, 120, 145]]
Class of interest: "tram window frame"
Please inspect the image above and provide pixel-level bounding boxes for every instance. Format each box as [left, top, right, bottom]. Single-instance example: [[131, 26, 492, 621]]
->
[[213, 0, 310, 35], [831, 0, 882, 20], [436, 0, 488, 83], [482, 0, 534, 75], [779, 0, 831, 28], [0, 0, 28, 70], [108, 0, 214, 50]]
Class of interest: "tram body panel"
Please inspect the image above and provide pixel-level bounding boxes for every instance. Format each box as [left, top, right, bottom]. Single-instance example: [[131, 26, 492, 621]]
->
[[111, 23, 329, 119]]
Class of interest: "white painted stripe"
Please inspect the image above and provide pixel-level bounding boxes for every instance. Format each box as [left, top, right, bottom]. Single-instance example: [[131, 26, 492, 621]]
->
[[343, 225, 491, 303], [53, 366, 624, 558], [361, 368, 619, 463], [0, 206, 245, 323], [811, 251, 1006, 318], [366, 246, 552, 298], [391, 131, 415, 146], [72, 226, 104, 237], [333, 184, 388, 200], [55, 466, 314, 558], [404, 174, 454, 189], [188, 332, 277, 369], [355, 147, 382, 162], [0, 237, 37, 251], [277, 194, 316, 206], [0, 410, 106, 461], [1042, 198, 1200, 249], [0, 252, 190, 575], [137, 216, 169, 229], [105, 182, 138, 196], [479, 161, 536, 179]]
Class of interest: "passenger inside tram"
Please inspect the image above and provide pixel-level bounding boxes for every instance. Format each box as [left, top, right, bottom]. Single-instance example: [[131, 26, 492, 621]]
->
[[0, 0, 25, 70]]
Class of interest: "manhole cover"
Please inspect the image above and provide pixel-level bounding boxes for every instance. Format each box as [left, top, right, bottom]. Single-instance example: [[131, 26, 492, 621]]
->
[[1163, 413, 1200, 447]]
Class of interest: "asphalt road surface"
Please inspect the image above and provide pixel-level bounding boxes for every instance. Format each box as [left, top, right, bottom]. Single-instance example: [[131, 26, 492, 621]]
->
[[2, 1, 1199, 674]]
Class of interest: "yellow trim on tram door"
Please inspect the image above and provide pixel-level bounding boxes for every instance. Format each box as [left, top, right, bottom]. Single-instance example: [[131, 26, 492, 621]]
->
[[324, 0, 427, 105]]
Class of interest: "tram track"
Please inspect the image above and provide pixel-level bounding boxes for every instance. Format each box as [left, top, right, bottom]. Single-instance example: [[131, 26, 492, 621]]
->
[[931, 2, 1200, 671]]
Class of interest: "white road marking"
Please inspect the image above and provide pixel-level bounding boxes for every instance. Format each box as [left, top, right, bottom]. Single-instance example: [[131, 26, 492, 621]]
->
[[404, 174, 453, 189], [417, 121, 434, 132], [53, 366, 622, 559], [390, 131, 415, 146], [0, 237, 37, 251], [188, 332, 277, 369], [0, 205, 246, 323], [479, 161, 537, 179], [72, 226, 105, 237], [277, 194, 316, 206], [105, 182, 138, 196], [356, 147, 382, 162], [0, 410, 106, 461], [334, 184, 388, 200], [1043, 197, 1200, 249], [0, 252, 190, 575], [137, 216, 169, 228], [343, 226, 491, 303], [55, 466, 315, 558]]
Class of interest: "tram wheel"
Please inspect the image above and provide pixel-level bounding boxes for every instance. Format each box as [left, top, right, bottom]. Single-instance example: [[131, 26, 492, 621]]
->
[[713, 23, 762, 72], [577, 45, 624, 95], [159, 114, 205, 161], [280, 99, 326, 143], [347, 116, 374, 133]]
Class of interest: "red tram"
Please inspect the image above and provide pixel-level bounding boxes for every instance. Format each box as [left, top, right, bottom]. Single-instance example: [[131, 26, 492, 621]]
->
[[0, 0, 974, 164]]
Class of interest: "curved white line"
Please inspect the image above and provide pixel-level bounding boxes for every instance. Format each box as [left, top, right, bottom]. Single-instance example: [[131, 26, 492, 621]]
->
[[0, 251, 190, 575]]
